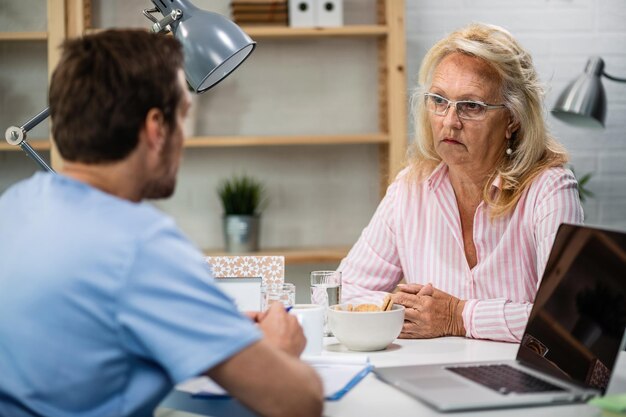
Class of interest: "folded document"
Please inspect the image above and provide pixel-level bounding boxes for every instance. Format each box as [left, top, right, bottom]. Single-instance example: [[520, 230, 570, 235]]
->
[[176, 354, 372, 401]]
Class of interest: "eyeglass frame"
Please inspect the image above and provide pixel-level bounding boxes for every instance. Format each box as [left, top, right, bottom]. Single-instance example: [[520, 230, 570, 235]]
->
[[423, 92, 507, 121]]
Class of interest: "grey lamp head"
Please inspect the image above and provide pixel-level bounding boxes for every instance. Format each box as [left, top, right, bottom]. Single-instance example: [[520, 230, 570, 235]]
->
[[150, 0, 256, 93], [551, 57, 607, 129]]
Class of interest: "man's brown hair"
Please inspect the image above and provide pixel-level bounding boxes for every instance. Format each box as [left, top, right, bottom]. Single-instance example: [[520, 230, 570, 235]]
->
[[49, 29, 185, 163]]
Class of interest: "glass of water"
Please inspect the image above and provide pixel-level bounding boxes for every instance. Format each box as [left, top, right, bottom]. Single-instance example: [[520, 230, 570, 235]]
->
[[310, 270, 342, 336], [261, 283, 296, 311]]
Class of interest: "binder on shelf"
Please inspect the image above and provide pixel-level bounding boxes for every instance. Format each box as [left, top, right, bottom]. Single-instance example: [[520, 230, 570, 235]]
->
[[315, 0, 343, 27], [288, 0, 316, 27], [176, 354, 372, 401]]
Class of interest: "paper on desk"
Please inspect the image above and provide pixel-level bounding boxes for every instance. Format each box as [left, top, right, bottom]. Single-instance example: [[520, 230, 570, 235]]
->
[[176, 354, 371, 401]]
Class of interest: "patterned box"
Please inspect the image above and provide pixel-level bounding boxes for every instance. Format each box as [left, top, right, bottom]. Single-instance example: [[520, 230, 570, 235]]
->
[[206, 256, 285, 286]]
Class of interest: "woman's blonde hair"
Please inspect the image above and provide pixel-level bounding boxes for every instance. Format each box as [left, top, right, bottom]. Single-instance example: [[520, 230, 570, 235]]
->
[[409, 22, 568, 217]]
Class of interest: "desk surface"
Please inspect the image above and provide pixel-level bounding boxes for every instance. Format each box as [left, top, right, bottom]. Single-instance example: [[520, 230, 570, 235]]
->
[[156, 337, 626, 417]]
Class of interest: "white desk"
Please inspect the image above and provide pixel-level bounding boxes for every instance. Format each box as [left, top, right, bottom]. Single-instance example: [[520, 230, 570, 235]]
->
[[156, 337, 626, 417]]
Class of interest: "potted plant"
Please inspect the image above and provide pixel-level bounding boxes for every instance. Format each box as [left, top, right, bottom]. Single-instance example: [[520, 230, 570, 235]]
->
[[217, 174, 266, 253], [567, 165, 594, 203]]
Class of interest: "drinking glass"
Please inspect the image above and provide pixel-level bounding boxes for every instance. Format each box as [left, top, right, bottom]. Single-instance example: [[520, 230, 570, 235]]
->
[[261, 283, 296, 311], [310, 270, 342, 336]]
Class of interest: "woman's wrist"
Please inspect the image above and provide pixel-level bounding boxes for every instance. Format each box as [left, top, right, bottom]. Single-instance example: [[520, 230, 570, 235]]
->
[[456, 300, 467, 336], [446, 298, 466, 337]]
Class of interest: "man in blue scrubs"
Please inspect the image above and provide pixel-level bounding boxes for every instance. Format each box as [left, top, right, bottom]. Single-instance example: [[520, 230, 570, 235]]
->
[[0, 29, 322, 417]]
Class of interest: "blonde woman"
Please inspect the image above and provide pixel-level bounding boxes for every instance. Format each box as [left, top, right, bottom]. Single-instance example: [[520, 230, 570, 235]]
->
[[339, 23, 583, 343]]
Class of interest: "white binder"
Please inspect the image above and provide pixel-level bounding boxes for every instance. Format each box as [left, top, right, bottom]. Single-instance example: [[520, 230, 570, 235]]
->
[[315, 0, 343, 27], [289, 0, 316, 27]]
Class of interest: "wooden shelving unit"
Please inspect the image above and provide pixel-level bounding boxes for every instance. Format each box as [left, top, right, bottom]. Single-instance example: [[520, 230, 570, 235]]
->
[[0, 0, 65, 162], [4, 0, 407, 266]]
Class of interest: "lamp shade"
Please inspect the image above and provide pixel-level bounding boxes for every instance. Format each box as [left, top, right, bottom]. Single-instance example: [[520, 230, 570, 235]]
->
[[152, 0, 256, 93], [551, 57, 606, 129]]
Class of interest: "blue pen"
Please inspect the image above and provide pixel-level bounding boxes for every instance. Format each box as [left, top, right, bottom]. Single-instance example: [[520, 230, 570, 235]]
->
[[285, 306, 293, 313]]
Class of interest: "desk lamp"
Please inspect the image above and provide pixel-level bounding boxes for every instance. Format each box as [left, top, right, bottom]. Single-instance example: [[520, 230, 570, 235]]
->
[[4, 0, 256, 172], [551, 57, 626, 128]]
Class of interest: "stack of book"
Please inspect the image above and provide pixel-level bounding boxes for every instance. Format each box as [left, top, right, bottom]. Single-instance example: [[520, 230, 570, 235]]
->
[[231, 0, 288, 26]]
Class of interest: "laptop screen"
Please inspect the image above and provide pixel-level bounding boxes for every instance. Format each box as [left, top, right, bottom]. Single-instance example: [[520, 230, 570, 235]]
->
[[517, 224, 626, 394]]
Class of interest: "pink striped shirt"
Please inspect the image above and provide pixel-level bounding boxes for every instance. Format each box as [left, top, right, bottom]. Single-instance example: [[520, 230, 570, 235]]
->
[[339, 162, 583, 343]]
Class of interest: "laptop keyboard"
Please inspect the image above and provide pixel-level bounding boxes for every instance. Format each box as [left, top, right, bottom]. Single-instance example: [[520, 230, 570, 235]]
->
[[446, 364, 566, 394]]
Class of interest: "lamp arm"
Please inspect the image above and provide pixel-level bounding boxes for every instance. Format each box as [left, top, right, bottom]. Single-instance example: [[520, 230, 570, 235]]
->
[[603, 72, 626, 83], [5, 1, 254, 174], [142, 7, 160, 24], [143, 8, 182, 33], [4, 107, 55, 173]]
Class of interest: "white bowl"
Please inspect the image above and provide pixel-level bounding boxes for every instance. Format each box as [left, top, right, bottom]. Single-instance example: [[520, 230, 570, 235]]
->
[[328, 304, 405, 351]]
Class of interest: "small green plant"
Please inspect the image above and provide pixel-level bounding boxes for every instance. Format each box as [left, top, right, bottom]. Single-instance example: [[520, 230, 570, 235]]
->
[[570, 166, 594, 203], [217, 174, 265, 216]]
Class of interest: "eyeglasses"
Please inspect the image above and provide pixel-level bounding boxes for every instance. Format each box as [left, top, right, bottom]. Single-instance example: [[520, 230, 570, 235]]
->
[[424, 93, 507, 121]]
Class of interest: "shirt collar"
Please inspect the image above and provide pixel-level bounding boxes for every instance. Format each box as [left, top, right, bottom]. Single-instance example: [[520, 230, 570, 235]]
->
[[426, 161, 503, 192], [426, 162, 448, 191]]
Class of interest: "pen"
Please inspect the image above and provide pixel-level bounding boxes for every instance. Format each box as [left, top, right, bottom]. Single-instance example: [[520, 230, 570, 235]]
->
[[285, 306, 293, 313]]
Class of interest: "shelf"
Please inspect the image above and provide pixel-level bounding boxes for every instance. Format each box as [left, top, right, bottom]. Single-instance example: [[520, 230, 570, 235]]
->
[[204, 246, 350, 265], [0, 32, 48, 41], [0, 140, 51, 151], [1, 135, 388, 151], [184, 133, 388, 148], [0, 135, 387, 151], [84, 25, 387, 39], [242, 25, 388, 38]]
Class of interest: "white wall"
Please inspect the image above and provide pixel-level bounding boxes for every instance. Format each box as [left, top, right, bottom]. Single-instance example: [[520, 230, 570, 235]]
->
[[406, 0, 626, 229]]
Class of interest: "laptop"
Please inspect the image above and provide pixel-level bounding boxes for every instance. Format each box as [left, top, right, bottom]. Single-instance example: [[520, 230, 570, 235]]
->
[[374, 223, 626, 411]]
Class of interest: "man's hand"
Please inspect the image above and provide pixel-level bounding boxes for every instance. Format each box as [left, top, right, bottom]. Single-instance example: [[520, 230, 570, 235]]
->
[[255, 303, 306, 357], [244, 310, 265, 323], [391, 283, 466, 338]]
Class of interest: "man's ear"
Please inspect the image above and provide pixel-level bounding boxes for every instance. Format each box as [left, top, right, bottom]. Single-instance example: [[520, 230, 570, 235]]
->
[[142, 108, 166, 151]]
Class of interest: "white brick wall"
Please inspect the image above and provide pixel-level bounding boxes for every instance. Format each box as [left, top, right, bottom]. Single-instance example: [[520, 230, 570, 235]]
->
[[406, 0, 626, 229]]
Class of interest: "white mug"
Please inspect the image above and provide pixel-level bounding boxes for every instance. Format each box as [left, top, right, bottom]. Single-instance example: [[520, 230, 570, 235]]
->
[[290, 304, 325, 356]]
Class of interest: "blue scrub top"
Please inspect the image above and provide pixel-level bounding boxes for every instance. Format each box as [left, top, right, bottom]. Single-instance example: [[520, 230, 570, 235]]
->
[[0, 173, 261, 417]]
